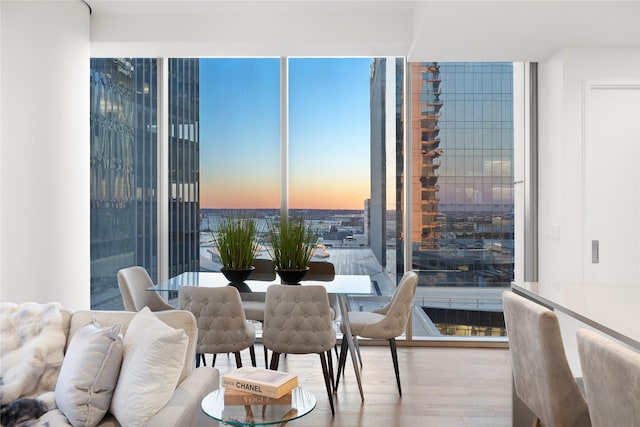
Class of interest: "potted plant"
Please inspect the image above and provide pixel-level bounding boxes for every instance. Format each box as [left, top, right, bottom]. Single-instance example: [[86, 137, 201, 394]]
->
[[266, 216, 315, 284], [212, 212, 260, 283]]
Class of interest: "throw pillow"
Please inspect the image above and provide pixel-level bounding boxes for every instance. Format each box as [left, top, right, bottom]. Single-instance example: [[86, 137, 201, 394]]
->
[[109, 307, 188, 426], [55, 318, 123, 427]]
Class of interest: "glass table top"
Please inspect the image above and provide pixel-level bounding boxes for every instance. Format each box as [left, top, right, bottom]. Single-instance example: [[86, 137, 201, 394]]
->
[[201, 387, 316, 426], [151, 271, 373, 295]]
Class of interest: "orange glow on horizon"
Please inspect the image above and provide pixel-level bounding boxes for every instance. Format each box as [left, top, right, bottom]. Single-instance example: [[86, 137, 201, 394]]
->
[[200, 185, 369, 210], [289, 184, 368, 210]]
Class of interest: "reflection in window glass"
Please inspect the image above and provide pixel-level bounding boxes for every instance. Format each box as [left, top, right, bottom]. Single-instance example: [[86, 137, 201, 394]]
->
[[90, 58, 201, 309], [408, 62, 514, 338], [90, 58, 158, 309]]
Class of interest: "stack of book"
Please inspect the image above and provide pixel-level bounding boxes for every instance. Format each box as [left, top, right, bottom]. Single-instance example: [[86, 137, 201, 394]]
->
[[221, 367, 298, 405]]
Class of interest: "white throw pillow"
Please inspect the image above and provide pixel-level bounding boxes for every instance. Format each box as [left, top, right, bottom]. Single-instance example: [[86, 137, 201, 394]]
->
[[55, 318, 123, 427], [109, 307, 188, 426]]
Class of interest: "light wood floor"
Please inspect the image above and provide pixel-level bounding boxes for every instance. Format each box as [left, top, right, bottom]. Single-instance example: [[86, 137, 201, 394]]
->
[[208, 343, 512, 427]]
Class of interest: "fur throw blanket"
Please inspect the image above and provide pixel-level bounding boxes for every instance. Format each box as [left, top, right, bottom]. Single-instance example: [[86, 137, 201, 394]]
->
[[0, 302, 70, 427]]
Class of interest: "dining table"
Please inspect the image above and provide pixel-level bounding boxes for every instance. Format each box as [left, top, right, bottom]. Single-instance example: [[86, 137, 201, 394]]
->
[[150, 271, 373, 401]]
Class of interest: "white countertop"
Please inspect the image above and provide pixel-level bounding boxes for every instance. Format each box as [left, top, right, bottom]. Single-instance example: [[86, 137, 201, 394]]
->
[[512, 281, 640, 349]]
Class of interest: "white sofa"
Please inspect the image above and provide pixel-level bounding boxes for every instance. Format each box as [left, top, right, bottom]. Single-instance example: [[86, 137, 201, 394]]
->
[[0, 304, 219, 427]]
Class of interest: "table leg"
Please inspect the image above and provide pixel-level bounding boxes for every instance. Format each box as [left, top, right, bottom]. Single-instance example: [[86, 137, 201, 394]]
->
[[338, 294, 365, 401]]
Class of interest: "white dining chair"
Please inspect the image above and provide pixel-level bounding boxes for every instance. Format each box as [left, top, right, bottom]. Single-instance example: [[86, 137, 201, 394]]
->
[[117, 266, 174, 312], [334, 270, 418, 396], [240, 258, 276, 367], [263, 284, 336, 415], [179, 285, 257, 368]]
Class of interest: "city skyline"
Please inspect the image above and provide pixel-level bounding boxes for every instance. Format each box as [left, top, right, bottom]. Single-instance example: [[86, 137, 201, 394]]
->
[[199, 57, 372, 210]]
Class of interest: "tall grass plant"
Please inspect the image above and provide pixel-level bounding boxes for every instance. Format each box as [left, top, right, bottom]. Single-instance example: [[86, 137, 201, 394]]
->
[[267, 216, 315, 271], [212, 213, 259, 270]]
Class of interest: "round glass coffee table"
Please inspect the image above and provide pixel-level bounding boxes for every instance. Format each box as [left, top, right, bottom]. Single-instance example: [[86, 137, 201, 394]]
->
[[201, 387, 316, 426]]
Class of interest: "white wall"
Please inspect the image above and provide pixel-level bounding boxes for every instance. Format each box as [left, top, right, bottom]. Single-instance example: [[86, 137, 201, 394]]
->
[[538, 47, 640, 284], [0, 1, 91, 309], [538, 47, 640, 372]]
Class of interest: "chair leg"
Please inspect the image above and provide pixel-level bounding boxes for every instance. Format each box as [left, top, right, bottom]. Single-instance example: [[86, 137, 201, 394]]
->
[[389, 338, 401, 396], [234, 351, 243, 368], [334, 338, 349, 391], [212, 354, 217, 366], [196, 353, 208, 368], [249, 345, 257, 367], [260, 321, 268, 367], [326, 349, 335, 391], [269, 352, 281, 370], [319, 352, 335, 416], [263, 346, 269, 367]]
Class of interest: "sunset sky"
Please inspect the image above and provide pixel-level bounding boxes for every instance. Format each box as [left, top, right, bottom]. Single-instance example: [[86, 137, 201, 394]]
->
[[199, 57, 371, 210]]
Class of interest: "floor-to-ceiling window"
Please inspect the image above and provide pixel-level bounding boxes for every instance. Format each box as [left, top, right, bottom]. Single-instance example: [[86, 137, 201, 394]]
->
[[197, 58, 281, 270], [288, 58, 373, 276], [90, 57, 517, 342], [198, 58, 377, 282]]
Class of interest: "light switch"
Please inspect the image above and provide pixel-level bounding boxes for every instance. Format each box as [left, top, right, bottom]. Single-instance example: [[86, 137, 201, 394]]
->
[[592, 240, 599, 264]]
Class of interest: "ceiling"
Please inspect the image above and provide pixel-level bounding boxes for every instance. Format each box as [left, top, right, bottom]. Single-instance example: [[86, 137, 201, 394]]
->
[[86, 0, 640, 60]]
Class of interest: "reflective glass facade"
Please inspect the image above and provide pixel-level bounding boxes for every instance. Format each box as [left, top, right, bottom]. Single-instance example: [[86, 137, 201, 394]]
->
[[411, 62, 514, 289], [90, 58, 199, 309], [370, 61, 513, 337], [169, 59, 200, 278]]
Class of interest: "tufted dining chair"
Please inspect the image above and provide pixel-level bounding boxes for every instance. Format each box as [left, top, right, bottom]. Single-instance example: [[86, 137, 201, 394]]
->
[[577, 329, 640, 427], [240, 258, 276, 323], [240, 258, 276, 366], [117, 266, 174, 312], [247, 258, 277, 281], [306, 261, 341, 360], [179, 286, 257, 369], [306, 261, 336, 281], [307, 261, 338, 314], [263, 284, 336, 415], [502, 291, 591, 427], [334, 270, 418, 396]]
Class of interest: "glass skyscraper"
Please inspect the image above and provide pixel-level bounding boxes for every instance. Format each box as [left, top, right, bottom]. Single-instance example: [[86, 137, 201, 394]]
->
[[413, 62, 514, 288], [168, 58, 200, 278], [370, 61, 514, 288], [89, 58, 200, 309]]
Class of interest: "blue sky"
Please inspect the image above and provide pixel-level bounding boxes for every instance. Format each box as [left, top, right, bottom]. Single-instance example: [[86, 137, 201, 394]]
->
[[199, 57, 372, 209]]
